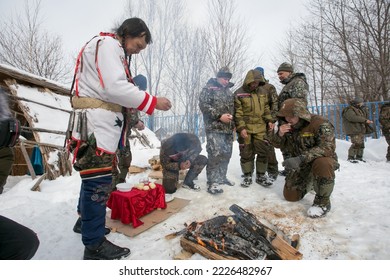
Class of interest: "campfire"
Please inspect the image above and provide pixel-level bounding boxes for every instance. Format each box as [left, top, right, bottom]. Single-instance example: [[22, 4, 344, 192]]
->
[[176, 204, 302, 260]]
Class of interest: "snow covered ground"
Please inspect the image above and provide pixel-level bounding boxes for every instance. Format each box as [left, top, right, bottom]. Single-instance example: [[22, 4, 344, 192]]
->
[[1, 130, 389, 278]]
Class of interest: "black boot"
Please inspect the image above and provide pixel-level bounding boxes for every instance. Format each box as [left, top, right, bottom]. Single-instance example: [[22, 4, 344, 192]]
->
[[73, 217, 111, 235], [83, 238, 131, 260]]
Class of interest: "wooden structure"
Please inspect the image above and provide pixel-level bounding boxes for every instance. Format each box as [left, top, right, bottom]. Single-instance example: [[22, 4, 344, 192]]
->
[[0, 63, 73, 181]]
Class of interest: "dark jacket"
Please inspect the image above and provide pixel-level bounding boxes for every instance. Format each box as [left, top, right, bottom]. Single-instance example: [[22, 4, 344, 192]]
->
[[342, 104, 369, 135], [379, 102, 390, 134], [160, 133, 202, 173], [199, 78, 235, 133]]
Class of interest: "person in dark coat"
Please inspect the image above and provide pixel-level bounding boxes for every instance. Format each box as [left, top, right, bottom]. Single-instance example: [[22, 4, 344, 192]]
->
[[160, 133, 207, 200], [199, 67, 236, 194], [342, 97, 373, 162], [379, 102, 390, 162], [0, 90, 39, 259]]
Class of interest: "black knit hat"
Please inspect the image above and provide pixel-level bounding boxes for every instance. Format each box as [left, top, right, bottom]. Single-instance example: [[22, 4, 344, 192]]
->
[[217, 66, 232, 79]]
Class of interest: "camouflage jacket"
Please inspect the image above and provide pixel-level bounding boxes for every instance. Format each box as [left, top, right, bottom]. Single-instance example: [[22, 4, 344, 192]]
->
[[379, 102, 390, 133], [199, 78, 235, 133], [160, 133, 203, 172], [278, 73, 309, 109], [123, 108, 141, 137], [234, 70, 272, 135], [268, 115, 338, 164], [342, 105, 369, 135], [264, 81, 279, 120]]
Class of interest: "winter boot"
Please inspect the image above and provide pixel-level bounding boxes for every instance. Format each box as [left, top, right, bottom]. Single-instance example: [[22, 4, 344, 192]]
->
[[240, 174, 252, 188], [256, 174, 273, 187], [207, 183, 223, 194], [73, 217, 110, 235], [182, 181, 201, 191], [347, 157, 358, 163], [307, 202, 331, 218], [268, 172, 278, 182], [83, 238, 131, 260], [221, 178, 235, 186]]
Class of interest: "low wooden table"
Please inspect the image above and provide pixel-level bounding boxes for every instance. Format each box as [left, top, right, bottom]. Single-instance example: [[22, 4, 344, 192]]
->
[[107, 183, 167, 228]]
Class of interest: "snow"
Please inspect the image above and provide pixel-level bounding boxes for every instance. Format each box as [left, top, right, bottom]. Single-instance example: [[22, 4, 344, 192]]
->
[[1, 128, 389, 277]]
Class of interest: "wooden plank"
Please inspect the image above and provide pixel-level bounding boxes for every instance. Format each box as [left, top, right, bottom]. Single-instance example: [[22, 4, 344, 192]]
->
[[19, 140, 36, 179], [31, 173, 47, 192]]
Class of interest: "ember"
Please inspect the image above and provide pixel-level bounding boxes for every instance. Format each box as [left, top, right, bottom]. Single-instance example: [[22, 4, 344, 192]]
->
[[180, 204, 302, 260]]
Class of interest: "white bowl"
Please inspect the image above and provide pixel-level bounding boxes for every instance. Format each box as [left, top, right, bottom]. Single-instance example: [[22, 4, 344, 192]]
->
[[116, 183, 132, 192]]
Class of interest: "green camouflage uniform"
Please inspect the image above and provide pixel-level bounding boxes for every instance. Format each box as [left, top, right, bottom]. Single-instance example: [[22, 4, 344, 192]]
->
[[268, 98, 338, 207], [277, 73, 309, 109], [277, 72, 309, 167], [160, 133, 207, 194], [342, 103, 370, 161], [234, 70, 273, 178], [199, 77, 235, 186], [379, 102, 390, 161]]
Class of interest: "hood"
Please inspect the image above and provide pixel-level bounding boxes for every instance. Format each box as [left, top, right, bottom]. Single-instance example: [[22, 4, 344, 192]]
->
[[277, 98, 311, 122], [242, 69, 265, 91]]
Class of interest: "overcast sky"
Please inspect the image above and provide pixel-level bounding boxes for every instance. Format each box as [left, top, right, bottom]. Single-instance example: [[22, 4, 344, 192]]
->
[[0, 0, 310, 79]]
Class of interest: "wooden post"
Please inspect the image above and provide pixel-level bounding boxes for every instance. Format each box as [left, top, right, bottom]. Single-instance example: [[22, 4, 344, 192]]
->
[[19, 140, 36, 179]]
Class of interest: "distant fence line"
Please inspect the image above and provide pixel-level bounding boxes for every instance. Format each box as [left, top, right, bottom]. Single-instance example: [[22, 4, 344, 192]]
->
[[141, 101, 388, 142]]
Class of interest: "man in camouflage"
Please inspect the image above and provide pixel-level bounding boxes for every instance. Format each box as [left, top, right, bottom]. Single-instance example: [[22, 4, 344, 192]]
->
[[379, 101, 390, 162], [341, 97, 373, 163], [276, 62, 309, 176], [267, 98, 338, 218], [160, 133, 207, 196], [199, 67, 236, 194], [255, 67, 279, 180], [234, 69, 274, 188]]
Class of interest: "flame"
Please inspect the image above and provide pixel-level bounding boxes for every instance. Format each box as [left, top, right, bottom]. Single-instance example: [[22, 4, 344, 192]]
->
[[196, 236, 206, 247]]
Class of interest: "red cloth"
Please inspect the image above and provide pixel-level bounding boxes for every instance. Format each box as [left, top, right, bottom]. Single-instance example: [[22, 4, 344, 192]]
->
[[107, 183, 167, 228]]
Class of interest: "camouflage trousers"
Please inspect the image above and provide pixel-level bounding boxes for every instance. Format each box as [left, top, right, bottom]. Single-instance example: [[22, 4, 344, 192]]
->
[[112, 143, 132, 189], [283, 157, 338, 206], [267, 146, 279, 176], [205, 132, 233, 185], [162, 154, 208, 194], [348, 134, 365, 159], [238, 133, 270, 176]]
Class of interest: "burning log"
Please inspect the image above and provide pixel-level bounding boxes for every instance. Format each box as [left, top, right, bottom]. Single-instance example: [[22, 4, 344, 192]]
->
[[229, 204, 302, 260], [178, 204, 303, 260]]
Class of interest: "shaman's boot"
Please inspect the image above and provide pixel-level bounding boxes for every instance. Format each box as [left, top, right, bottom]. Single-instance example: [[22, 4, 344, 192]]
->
[[83, 238, 131, 260]]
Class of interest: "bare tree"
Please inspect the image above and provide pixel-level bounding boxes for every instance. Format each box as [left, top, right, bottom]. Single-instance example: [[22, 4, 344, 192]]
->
[[203, 0, 252, 86], [0, 0, 72, 83], [279, 0, 390, 106]]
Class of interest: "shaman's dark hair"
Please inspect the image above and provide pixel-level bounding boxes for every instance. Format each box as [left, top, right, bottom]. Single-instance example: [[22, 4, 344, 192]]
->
[[116, 17, 152, 44]]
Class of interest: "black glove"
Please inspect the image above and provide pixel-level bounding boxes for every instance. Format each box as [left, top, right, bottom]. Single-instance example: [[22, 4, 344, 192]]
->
[[282, 156, 304, 170]]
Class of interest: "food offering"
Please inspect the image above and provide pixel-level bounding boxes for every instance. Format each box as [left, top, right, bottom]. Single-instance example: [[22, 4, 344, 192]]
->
[[134, 181, 157, 191]]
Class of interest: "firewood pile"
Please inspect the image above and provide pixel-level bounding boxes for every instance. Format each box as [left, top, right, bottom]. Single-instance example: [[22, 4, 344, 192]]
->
[[175, 204, 302, 260]]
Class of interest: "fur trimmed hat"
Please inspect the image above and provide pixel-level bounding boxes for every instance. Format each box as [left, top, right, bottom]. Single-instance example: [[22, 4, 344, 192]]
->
[[277, 62, 294, 73], [217, 66, 232, 79]]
